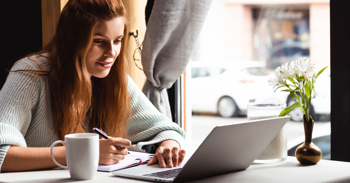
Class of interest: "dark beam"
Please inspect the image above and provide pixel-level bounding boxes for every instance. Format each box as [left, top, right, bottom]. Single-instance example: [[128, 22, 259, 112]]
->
[[330, 0, 350, 162]]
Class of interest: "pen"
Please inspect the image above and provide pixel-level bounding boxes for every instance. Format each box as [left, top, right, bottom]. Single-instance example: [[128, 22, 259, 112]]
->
[[93, 127, 109, 139], [93, 127, 130, 154]]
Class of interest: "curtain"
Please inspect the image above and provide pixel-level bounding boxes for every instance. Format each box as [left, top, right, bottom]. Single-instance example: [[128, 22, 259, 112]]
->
[[141, 0, 212, 119]]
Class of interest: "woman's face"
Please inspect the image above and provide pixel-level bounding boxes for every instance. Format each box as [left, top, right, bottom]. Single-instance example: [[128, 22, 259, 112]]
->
[[86, 17, 124, 78]]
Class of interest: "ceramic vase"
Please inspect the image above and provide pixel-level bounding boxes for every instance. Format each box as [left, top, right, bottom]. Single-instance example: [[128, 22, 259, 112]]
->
[[295, 115, 322, 165]]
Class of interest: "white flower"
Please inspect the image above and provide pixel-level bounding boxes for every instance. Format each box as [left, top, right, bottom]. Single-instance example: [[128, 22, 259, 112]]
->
[[295, 57, 315, 79], [279, 61, 296, 79], [268, 56, 329, 122], [268, 66, 285, 88]]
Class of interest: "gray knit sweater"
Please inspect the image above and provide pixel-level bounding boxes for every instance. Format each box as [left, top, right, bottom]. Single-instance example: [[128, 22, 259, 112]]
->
[[0, 54, 186, 172]]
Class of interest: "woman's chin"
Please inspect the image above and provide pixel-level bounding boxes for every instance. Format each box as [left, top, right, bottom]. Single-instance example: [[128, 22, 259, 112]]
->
[[91, 71, 110, 78]]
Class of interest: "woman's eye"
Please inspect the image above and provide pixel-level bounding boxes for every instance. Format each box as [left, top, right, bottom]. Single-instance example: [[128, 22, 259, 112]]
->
[[93, 39, 121, 45], [114, 40, 122, 44], [94, 39, 104, 44]]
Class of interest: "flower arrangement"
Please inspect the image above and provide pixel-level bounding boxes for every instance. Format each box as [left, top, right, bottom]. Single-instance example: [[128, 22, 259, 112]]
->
[[268, 57, 329, 121]]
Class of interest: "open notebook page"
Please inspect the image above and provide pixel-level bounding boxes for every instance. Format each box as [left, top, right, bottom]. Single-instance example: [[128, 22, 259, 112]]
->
[[98, 151, 154, 172]]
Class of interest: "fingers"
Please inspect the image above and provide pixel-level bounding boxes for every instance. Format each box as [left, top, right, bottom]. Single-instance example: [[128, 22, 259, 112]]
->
[[109, 138, 131, 148], [172, 147, 179, 167], [99, 137, 131, 165], [148, 146, 186, 168], [164, 147, 173, 168], [178, 149, 186, 165], [147, 155, 158, 166], [157, 148, 167, 168], [106, 138, 131, 155], [99, 153, 126, 165], [100, 139, 128, 154]]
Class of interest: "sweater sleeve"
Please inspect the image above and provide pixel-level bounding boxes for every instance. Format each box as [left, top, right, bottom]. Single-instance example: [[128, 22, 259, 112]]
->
[[126, 76, 186, 153], [0, 59, 41, 172]]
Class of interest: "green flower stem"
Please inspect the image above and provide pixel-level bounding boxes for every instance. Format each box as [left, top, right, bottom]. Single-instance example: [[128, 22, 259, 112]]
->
[[304, 107, 309, 121], [305, 87, 313, 122], [299, 83, 310, 121], [304, 83, 310, 122], [299, 88, 304, 107]]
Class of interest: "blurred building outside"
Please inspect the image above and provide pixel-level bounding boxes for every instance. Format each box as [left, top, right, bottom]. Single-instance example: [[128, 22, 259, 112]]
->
[[191, 0, 330, 72]]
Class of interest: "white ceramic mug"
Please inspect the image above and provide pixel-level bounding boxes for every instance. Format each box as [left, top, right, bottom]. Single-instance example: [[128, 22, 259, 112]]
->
[[50, 133, 99, 180]]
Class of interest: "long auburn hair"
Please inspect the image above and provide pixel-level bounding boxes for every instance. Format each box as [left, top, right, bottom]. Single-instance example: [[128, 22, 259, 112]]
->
[[19, 0, 131, 140]]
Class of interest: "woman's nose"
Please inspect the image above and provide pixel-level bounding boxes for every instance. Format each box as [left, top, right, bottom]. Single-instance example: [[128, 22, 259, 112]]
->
[[104, 42, 116, 58]]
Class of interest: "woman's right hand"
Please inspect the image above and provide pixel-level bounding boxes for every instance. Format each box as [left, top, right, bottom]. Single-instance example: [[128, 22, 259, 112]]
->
[[98, 137, 131, 165]]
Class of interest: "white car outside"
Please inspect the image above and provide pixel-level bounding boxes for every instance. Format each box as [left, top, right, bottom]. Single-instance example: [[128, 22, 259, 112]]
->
[[190, 60, 273, 117]]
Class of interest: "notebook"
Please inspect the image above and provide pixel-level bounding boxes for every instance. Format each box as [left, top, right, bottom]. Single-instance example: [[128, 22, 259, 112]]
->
[[98, 151, 154, 172], [112, 116, 290, 182]]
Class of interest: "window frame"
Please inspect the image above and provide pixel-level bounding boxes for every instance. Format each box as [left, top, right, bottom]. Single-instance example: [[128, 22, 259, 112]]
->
[[330, 0, 350, 162]]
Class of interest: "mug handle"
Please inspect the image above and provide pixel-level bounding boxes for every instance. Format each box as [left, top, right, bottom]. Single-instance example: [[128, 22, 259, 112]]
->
[[50, 140, 68, 169]]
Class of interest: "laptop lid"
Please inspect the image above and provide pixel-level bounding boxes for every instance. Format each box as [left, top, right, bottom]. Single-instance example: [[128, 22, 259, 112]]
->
[[113, 116, 290, 182]]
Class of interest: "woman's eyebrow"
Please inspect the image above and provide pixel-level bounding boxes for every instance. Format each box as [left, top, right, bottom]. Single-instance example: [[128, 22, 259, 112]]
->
[[94, 34, 124, 39]]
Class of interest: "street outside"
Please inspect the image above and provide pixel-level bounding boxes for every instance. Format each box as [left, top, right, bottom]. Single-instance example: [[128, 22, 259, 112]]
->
[[190, 114, 331, 150]]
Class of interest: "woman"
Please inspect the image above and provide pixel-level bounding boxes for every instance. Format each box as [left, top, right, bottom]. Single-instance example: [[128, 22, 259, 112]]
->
[[0, 0, 186, 172]]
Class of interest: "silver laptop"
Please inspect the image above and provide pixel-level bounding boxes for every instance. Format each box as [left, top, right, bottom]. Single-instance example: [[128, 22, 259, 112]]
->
[[112, 116, 290, 182]]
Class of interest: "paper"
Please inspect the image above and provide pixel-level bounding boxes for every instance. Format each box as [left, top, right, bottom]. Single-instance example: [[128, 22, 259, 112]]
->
[[98, 151, 154, 172]]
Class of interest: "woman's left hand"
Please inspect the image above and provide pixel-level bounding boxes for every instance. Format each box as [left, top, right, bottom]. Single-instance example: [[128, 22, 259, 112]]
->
[[147, 140, 186, 168]]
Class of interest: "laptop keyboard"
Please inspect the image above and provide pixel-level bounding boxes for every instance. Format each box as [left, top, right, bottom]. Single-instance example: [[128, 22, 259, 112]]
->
[[143, 168, 182, 179]]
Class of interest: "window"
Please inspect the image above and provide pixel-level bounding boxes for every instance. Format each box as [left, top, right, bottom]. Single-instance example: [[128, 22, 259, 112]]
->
[[191, 67, 226, 78], [187, 0, 332, 159], [241, 67, 273, 76]]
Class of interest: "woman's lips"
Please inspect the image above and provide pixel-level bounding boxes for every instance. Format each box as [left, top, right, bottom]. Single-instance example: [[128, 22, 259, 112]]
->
[[97, 61, 113, 68]]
